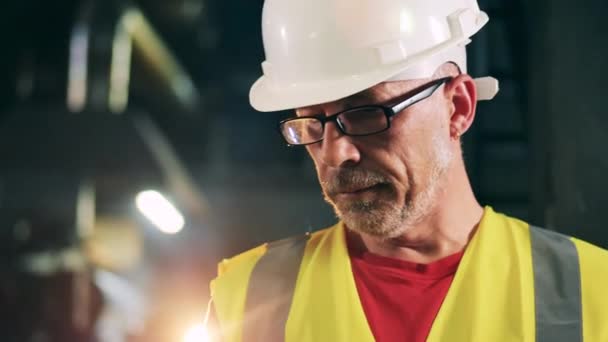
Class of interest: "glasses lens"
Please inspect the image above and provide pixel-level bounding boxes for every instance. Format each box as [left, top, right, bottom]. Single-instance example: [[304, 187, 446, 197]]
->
[[280, 118, 323, 145], [338, 107, 388, 135]]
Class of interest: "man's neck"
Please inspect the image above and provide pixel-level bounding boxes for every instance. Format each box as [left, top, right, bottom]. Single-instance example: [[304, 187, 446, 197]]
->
[[350, 165, 484, 264]]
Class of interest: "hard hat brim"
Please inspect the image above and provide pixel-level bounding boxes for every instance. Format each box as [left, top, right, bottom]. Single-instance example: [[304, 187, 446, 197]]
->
[[249, 67, 401, 112], [250, 69, 498, 112]]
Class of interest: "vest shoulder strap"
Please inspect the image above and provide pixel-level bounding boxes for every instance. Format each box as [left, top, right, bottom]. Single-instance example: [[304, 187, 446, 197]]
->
[[243, 234, 310, 342]]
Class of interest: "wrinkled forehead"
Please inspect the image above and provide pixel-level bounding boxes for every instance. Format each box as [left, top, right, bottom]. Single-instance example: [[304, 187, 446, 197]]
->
[[295, 80, 427, 116]]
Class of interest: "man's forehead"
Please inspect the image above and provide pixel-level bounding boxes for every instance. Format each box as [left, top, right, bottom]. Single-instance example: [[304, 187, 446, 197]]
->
[[295, 82, 410, 116], [347, 85, 392, 104]]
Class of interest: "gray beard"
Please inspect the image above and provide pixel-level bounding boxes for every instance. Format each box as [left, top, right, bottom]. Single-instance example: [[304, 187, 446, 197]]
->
[[325, 160, 451, 238]]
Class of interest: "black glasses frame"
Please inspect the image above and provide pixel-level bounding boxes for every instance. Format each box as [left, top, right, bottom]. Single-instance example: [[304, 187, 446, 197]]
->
[[278, 76, 453, 146]]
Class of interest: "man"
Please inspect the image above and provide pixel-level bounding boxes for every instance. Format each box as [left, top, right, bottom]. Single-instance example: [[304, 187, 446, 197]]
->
[[210, 0, 608, 341]]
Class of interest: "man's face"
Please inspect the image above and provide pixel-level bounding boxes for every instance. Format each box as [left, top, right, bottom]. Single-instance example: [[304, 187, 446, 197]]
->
[[296, 79, 455, 239]]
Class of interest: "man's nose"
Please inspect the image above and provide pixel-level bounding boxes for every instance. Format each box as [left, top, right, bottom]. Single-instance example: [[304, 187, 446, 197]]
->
[[318, 122, 361, 167]]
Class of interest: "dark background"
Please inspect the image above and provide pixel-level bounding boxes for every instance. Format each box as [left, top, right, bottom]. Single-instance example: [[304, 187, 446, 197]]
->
[[0, 0, 606, 340]]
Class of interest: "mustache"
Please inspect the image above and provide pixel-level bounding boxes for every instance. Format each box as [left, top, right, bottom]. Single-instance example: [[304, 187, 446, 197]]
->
[[323, 168, 390, 194]]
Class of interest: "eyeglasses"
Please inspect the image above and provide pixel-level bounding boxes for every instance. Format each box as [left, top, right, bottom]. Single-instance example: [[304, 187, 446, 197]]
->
[[278, 77, 452, 146]]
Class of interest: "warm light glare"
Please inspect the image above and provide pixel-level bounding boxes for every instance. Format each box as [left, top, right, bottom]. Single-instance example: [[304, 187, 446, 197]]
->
[[135, 190, 185, 234], [183, 324, 210, 342]]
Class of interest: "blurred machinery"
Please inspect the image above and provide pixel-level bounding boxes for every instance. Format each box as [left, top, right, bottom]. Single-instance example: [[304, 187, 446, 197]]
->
[[0, 0, 214, 340]]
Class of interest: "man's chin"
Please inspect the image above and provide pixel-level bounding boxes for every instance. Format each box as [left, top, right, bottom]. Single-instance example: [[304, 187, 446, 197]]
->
[[336, 205, 403, 239]]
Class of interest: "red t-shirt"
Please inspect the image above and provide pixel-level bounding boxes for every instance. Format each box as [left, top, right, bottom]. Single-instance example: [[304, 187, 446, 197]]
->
[[348, 240, 464, 342]]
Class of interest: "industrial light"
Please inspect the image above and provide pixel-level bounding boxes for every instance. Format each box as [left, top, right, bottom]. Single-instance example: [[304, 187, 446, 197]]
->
[[135, 190, 185, 234], [183, 323, 211, 342]]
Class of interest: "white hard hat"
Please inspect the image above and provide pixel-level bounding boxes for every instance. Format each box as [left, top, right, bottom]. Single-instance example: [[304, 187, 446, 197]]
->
[[249, 0, 499, 112]]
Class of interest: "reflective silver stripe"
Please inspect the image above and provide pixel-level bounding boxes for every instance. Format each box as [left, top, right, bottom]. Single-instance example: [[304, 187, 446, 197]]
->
[[530, 225, 582, 342], [243, 234, 309, 342]]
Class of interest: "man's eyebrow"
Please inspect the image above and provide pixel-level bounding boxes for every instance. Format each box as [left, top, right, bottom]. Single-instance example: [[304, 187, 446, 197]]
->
[[342, 89, 382, 107], [295, 87, 390, 116], [295, 93, 373, 116]]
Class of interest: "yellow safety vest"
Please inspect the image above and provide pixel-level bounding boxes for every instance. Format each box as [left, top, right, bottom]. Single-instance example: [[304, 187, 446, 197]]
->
[[211, 207, 608, 341]]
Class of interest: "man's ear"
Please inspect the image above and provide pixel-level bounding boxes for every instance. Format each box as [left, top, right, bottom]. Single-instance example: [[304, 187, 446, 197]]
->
[[445, 74, 477, 139]]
